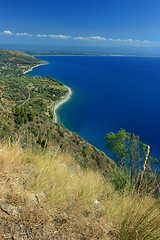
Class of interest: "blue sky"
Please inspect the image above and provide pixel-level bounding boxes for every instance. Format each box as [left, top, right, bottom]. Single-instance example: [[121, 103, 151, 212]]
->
[[0, 0, 160, 47]]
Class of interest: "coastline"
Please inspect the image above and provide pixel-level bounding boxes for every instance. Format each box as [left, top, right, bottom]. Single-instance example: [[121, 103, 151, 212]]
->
[[23, 63, 48, 74], [23, 62, 72, 124], [53, 85, 72, 123], [31, 54, 160, 58]]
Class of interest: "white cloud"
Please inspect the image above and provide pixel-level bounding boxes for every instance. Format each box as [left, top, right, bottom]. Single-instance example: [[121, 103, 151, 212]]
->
[[37, 34, 48, 37], [2, 30, 13, 35], [16, 32, 32, 37], [49, 34, 72, 39], [128, 38, 133, 42], [36, 34, 72, 39], [89, 36, 106, 41], [74, 36, 89, 40], [123, 39, 133, 42], [74, 36, 147, 43], [108, 38, 121, 41], [108, 38, 145, 43], [0, 29, 150, 44], [74, 36, 106, 41]]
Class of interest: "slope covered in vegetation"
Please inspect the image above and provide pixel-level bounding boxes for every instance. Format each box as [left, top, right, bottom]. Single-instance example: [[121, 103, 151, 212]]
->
[[0, 142, 160, 239], [0, 49, 67, 114], [0, 49, 114, 173], [0, 49, 160, 239]]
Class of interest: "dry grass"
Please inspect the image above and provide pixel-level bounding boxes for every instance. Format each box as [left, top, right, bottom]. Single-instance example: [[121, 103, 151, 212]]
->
[[0, 141, 160, 239], [0, 140, 22, 173], [27, 150, 112, 207]]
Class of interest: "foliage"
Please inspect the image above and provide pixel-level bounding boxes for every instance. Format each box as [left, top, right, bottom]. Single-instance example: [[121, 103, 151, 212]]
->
[[0, 49, 67, 115], [56, 124, 64, 137], [105, 128, 159, 188], [82, 149, 86, 157], [110, 168, 131, 190], [12, 106, 36, 126]]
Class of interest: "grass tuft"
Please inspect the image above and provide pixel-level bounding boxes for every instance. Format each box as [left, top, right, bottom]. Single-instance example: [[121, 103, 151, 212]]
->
[[0, 141, 160, 239]]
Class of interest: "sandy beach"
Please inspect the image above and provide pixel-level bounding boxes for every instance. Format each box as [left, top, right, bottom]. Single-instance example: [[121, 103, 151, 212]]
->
[[53, 86, 72, 123], [24, 63, 72, 123], [23, 63, 48, 74]]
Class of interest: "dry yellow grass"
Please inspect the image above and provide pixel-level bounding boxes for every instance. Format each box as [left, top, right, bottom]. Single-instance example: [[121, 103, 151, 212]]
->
[[27, 150, 112, 207], [0, 141, 160, 239], [0, 140, 22, 173]]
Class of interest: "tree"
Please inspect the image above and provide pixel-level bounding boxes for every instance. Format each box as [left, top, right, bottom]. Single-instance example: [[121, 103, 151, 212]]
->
[[14, 106, 20, 116], [41, 139, 47, 148], [23, 111, 28, 124], [105, 128, 158, 185], [28, 110, 35, 121], [20, 106, 24, 117], [12, 106, 36, 126], [49, 111, 53, 119]]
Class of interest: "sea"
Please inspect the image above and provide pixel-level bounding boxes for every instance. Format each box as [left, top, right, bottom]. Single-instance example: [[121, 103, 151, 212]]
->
[[28, 56, 160, 161]]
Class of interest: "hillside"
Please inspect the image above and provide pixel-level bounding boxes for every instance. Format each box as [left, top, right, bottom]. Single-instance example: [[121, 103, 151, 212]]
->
[[0, 49, 160, 239], [0, 49, 114, 173], [0, 49, 68, 114], [1, 141, 160, 239], [0, 49, 47, 76]]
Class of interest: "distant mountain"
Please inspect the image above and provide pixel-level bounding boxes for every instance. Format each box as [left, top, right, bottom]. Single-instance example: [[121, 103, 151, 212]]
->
[[1, 44, 160, 56]]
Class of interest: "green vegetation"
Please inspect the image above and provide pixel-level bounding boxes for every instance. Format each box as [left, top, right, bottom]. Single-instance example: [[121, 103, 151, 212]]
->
[[105, 128, 159, 192], [12, 106, 37, 126], [0, 49, 160, 239], [56, 124, 64, 137], [0, 49, 47, 75], [0, 49, 112, 171], [0, 49, 67, 115]]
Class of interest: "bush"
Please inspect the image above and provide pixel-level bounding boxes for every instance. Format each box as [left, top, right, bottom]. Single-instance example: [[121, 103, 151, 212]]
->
[[110, 168, 131, 190], [96, 156, 101, 166], [41, 140, 47, 148], [82, 150, 86, 157]]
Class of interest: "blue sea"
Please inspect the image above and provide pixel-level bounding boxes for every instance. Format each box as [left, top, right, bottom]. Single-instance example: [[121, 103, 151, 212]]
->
[[28, 56, 160, 160]]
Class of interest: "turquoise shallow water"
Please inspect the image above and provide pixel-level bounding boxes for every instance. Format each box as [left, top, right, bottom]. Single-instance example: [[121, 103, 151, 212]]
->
[[28, 56, 160, 161]]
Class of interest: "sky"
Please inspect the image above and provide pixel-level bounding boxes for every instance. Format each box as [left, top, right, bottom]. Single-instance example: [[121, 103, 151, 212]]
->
[[0, 0, 160, 48]]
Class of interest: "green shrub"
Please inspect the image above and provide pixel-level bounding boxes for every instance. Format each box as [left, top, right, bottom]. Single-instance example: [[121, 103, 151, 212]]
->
[[59, 131, 64, 138], [110, 168, 131, 190], [41, 140, 47, 148], [82, 150, 86, 157], [96, 156, 101, 166], [37, 136, 41, 145]]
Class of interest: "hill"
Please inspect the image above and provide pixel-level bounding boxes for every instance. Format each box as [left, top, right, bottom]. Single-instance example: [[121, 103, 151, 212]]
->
[[0, 49, 67, 114], [0, 49, 160, 239], [1, 141, 160, 239], [0, 49, 114, 174]]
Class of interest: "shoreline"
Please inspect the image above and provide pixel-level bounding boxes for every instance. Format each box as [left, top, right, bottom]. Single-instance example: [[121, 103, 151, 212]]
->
[[23, 62, 72, 124], [32, 54, 160, 58], [53, 86, 72, 123], [23, 63, 48, 74]]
